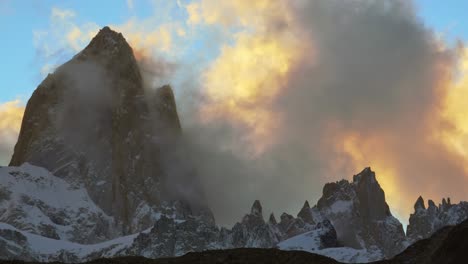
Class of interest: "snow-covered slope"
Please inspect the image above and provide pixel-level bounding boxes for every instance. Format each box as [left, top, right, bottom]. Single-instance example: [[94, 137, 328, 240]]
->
[[0, 221, 144, 262], [0, 163, 115, 244], [277, 214, 382, 263]]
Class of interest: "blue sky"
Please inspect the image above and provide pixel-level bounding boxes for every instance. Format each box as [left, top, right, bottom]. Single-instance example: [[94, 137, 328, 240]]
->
[[0, 0, 467, 105], [415, 0, 468, 43], [0, 0, 132, 102]]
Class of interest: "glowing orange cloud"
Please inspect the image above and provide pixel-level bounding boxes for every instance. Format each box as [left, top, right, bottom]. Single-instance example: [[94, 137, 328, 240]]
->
[[334, 131, 408, 221], [199, 33, 303, 155], [0, 100, 25, 164], [438, 47, 468, 165], [331, 46, 468, 224], [192, 0, 310, 155], [186, 0, 291, 29]]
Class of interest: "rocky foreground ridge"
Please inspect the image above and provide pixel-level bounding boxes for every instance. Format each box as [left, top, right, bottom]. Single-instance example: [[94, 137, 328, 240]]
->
[[1, 27, 467, 263], [1, 219, 468, 264]]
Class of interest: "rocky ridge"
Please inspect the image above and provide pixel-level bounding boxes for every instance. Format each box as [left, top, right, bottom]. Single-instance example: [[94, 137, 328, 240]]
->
[[0, 164, 402, 263], [406, 195, 468, 243], [2, 219, 468, 264]]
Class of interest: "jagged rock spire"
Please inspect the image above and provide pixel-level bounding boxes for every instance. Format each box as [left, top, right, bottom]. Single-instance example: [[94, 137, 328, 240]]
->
[[316, 167, 405, 257], [297, 200, 315, 224], [268, 213, 277, 225], [414, 196, 426, 211], [352, 167, 376, 184], [251, 200, 263, 218]]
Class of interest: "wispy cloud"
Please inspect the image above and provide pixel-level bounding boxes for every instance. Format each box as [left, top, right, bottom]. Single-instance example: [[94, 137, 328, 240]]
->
[[126, 0, 134, 10]]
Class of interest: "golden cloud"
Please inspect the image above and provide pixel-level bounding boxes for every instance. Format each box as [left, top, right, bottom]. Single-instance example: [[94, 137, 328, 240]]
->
[[191, 0, 310, 155], [199, 32, 299, 154], [0, 100, 25, 165], [438, 47, 468, 163], [186, 0, 290, 29]]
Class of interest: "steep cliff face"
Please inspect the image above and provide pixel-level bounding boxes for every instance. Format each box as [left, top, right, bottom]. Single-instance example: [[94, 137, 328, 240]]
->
[[9, 27, 200, 236]]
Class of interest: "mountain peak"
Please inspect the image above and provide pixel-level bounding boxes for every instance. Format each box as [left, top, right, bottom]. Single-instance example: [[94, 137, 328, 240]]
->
[[8, 27, 200, 235], [268, 213, 277, 225], [415, 196, 426, 211], [74, 26, 135, 65], [251, 200, 263, 217], [297, 200, 315, 224], [90, 26, 127, 48], [352, 167, 376, 184]]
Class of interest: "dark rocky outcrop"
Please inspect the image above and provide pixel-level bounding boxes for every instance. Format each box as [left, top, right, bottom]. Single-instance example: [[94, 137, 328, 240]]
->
[[382, 218, 468, 264], [315, 167, 406, 258]]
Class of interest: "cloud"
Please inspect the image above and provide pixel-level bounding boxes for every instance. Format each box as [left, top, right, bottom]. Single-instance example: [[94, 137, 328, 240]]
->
[[126, 0, 134, 10], [51, 7, 75, 20], [0, 100, 25, 166], [33, 7, 100, 76], [34, 5, 189, 79], [273, 0, 466, 222]]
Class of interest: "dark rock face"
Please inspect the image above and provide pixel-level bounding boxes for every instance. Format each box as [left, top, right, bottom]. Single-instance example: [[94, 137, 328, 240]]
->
[[315, 167, 406, 258], [8, 26, 204, 238], [352, 168, 391, 220], [406, 196, 468, 243], [268, 213, 278, 225], [317, 220, 338, 249]]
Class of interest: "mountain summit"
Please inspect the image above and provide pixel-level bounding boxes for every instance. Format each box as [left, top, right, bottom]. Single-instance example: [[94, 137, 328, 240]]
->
[[316, 167, 406, 258], [9, 26, 203, 237]]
